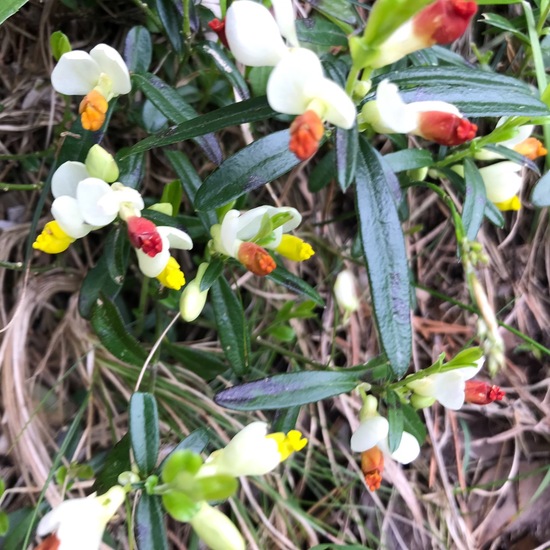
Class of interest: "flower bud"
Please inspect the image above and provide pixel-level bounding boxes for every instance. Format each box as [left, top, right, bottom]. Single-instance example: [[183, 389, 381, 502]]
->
[[410, 393, 436, 409], [361, 446, 384, 491], [289, 110, 325, 160], [79, 89, 108, 131], [417, 111, 477, 146], [127, 216, 163, 257], [334, 269, 359, 314], [180, 263, 209, 322], [190, 503, 245, 550], [464, 380, 505, 405], [85, 144, 119, 183], [237, 241, 276, 276], [208, 18, 229, 48]]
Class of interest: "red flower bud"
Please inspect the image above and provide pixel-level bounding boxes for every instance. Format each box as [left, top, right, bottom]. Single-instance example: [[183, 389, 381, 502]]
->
[[208, 18, 229, 49], [289, 110, 325, 161], [414, 0, 477, 45], [237, 242, 276, 276], [417, 111, 477, 146], [361, 446, 384, 491], [464, 380, 505, 405], [36, 534, 61, 550], [127, 216, 163, 257]]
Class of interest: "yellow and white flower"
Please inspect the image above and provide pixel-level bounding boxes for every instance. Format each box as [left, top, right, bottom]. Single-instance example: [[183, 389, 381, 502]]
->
[[190, 502, 245, 550]]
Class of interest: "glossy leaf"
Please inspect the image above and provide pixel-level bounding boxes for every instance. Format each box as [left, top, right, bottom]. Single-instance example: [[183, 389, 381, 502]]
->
[[462, 159, 487, 241], [384, 149, 433, 173], [355, 137, 411, 378], [210, 277, 250, 376], [402, 403, 427, 445], [92, 434, 131, 494], [155, 0, 183, 53], [266, 265, 325, 306], [170, 427, 210, 456], [375, 67, 550, 117], [308, 150, 336, 192], [335, 124, 358, 192], [130, 392, 160, 474], [531, 171, 550, 207], [124, 26, 153, 73], [90, 295, 148, 367], [163, 343, 228, 380], [123, 96, 275, 157], [386, 389, 404, 453], [200, 258, 224, 291], [307, 0, 357, 26], [135, 494, 169, 550], [116, 149, 146, 189], [296, 16, 348, 47], [195, 130, 301, 210]]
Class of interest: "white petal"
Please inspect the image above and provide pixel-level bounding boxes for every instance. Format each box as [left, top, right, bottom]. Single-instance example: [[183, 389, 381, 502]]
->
[[52, 196, 94, 239], [157, 226, 193, 250], [432, 372, 466, 410], [90, 44, 131, 95], [109, 186, 145, 214], [77, 178, 118, 227], [235, 206, 270, 241], [220, 210, 242, 257], [225, 1, 288, 66], [407, 100, 461, 116], [51, 51, 101, 95], [190, 503, 245, 550], [334, 270, 359, 312], [457, 357, 485, 380], [479, 161, 523, 203], [374, 80, 418, 134], [267, 48, 324, 114], [51, 161, 89, 199], [201, 0, 222, 17], [497, 119, 534, 149], [305, 76, 356, 129], [385, 431, 421, 464], [272, 0, 299, 47], [350, 416, 389, 452], [136, 241, 170, 278]]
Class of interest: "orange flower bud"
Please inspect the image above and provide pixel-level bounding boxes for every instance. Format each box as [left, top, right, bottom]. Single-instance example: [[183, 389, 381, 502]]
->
[[361, 446, 384, 491], [464, 380, 505, 405], [127, 216, 163, 257], [513, 137, 547, 160], [289, 110, 324, 161], [79, 89, 108, 131], [417, 111, 477, 146], [208, 18, 229, 48], [237, 242, 276, 276], [36, 534, 61, 550], [414, 0, 477, 46]]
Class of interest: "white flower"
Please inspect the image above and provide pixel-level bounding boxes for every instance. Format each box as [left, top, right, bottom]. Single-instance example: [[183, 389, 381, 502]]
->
[[479, 162, 523, 205], [37, 486, 125, 550], [407, 358, 485, 410], [51, 44, 131, 99], [190, 502, 245, 550], [334, 269, 359, 314], [51, 161, 143, 239], [350, 415, 420, 464], [362, 80, 477, 146]]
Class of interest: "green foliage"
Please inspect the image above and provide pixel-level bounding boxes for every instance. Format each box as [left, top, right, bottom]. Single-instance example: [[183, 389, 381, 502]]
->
[[130, 393, 160, 475]]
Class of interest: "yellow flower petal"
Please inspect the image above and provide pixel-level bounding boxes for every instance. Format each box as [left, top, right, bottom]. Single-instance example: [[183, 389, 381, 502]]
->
[[266, 430, 308, 461], [275, 234, 314, 262], [33, 220, 75, 254], [494, 196, 521, 211], [156, 256, 185, 290]]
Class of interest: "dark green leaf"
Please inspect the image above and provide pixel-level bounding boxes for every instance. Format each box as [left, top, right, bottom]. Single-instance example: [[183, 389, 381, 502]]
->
[[296, 16, 348, 47], [124, 26, 153, 73], [195, 130, 301, 210], [0, 508, 36, 550], [116, 150, 146, 189], [266, 265, 325, 306], [105, 226, 130, 285], [355, 137, 411, 378], [200, 258, 224, 291], [462, 159, 487, 241], [210, 277, 250, 376], [308, 150, 336, 192], [307, 0, 357, 26], [531, 171, 550, 207], [386, 389, 403, 453], [384, 149, 433, 173], [215, 364, 388, 411], [482, 144, 540, 175], [402, 403, 427, 445], [155, 0, 183, 53], [92, 434, 131, 494], [133, 73, 222, 164], [335, 124, 358, 191], [135, 494, 169, 550], [481, 13, 529, 42], [160, 179, 183, 216], [272, 406, 301, 433], [122, 96, 275, 157], [163, 343, 228, 380], [130, 393, 160, 474], [90, 295, 148, 367], [374, 67, 550, 117], [171, 427, 210, 456], [197, 41, 250, 100]]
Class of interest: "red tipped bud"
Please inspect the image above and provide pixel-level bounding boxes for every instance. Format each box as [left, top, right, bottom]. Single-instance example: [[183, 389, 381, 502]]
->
[[237, 242, 276, 276], [417, 111, 477, 146], [36, 534, 61, 550], [414, 0, 477, 45], [360, 446, 384, 492], [127, 216, 163, 257], [289, 110, 324, 161], [465, 380, 505, 405], [208, 18, 229, 48]]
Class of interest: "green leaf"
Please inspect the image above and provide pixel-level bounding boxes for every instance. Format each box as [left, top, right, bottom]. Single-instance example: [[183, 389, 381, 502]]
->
[[50, 31, 71, 61], [375, 66, 550, 117], [266, 265, 325, 306], [199, 258, 224, 291], [105, 225, 130, 286], [0, 479, 5, 498], [481, 13, 529, 42], [160, 180, 183, 216], [531, 171, 550, 207], [133, 73, 222, 165], [124, 26, 153, 73], [130, 393, 160, 475], [210, 277, 250, 376], [402, 403, 427, 445], [93, 434, 131, 494], [462, 159, 487, 241], [0, 0, 28, 25], [163, 343, 228, 380], [162, 450, 203, 481], [272, 406, 301, 433], [267, 325, 296, 342], [90, 295, 148, 367], [296, 16, 348, 47], [0, 511, 8, 536], [197, 41, 250, 100], [0, 508, 35, 550], [308, 150, 336, 192], [355, 138, 411, 378], [307, 0, 357, 26], [385, 389, 403, 453], [116, 149, 146, 189], [335, 124, 358, 192], [384, 149, 433, 173], [171, 428, 210, 456], [154, 0, 183, 53], [135, 494, 169, 550], [215, 363, 389, 411], [195, 130, 300, 210], [123, 96, 275, 157]]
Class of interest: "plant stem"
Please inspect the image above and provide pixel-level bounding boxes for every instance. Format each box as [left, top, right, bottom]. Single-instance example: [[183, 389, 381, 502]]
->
[[0, 182, 43, 191]]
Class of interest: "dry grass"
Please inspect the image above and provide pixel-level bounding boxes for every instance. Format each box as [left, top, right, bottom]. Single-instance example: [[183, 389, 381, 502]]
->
[[1, 1, 550, 549]]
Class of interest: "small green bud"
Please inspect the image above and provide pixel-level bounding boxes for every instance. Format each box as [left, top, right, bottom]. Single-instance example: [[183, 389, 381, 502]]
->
[[410, 394, 436, 409], [148, 202, 173, 216], [50, 31, 71, 61], [179, 263, 209, 322], [118, 471, 140, 486], [85, 144, 119, 182]]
